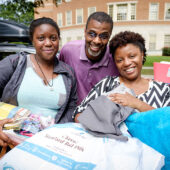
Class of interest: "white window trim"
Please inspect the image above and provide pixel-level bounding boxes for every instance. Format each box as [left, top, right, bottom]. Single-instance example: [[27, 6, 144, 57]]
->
[[149, 3, 159, 21], [107, 1, 137, 5], [164, 3, 170, 20], [58, 0, 62, 4], [164, 35, 170, 47], [149, 34, 156, 50], [76, 8, 83, 25], [108, 4, 114, 19], [107, 1, 137, 22], [57, 13, 63, 27], [66, 37, 72, 42], [130, 3, 136, 20], [66, 10, 72, 26], [88, 7, 96, 17]]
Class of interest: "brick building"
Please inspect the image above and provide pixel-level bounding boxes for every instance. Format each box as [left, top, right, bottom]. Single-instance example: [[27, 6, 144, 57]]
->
[[35, 0, 170, 55]]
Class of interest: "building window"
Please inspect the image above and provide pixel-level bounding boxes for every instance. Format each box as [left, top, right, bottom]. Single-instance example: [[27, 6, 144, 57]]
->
[[58, 0, 62, 4], [76, 8, 83, 24], [88, 7, 96, 17], [77, 36, 82, 40], [149, 3, 159, 20], [65, 0, 71, 2], [66, 37, 72, 42], [131, 3, 136, 20], [149, 34, 156, 50], [165, 3, 170, 20], [117, 4, 127, 21], [164, 35, 170, 47], [108, 4, 113, 19], [108, 3, 136, 21], [59, 39, 62, 50], [57, 13, 62, 27], [66, 10, 72, 26]]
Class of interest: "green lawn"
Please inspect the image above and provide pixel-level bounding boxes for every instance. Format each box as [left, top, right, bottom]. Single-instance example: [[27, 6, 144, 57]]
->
[[144, 56, 170, 67], [142, 56, 170, 75], [141, 69, 154, 75]]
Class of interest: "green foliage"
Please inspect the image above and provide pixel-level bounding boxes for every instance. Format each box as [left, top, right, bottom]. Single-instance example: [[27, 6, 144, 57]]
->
[[0, 0, 61, 25], [0, 0, 34, 25], [162, 47, 170, 56]]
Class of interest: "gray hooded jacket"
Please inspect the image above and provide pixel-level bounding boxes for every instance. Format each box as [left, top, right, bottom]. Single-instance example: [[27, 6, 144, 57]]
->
[[0, 52, 77, 123]]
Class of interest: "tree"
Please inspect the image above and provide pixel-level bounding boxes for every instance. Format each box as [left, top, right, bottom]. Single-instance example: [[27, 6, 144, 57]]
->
[[0, 0, 60, 25]]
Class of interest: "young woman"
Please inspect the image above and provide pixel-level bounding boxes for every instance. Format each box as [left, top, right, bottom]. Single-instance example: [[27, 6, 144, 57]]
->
[[74, 31, 170, 122], [0, 17, 77, 147]]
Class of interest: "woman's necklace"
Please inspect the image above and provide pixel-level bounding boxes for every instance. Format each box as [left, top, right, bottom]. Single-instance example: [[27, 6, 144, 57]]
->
[[34, 55, 54, 90]]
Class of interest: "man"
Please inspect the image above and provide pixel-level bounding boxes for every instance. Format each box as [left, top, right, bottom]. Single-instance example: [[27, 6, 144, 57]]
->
[[59, 12, 119, 104]]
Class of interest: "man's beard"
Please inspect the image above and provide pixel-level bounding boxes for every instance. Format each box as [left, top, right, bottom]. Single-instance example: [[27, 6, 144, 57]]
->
[[88, 47, 102, 57]]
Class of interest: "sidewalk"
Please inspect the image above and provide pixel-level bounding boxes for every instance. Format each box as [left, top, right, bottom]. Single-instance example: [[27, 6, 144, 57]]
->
[[142, 66, 153, 69], [142, 66, 154, 79], [142, 74, 154, 79]]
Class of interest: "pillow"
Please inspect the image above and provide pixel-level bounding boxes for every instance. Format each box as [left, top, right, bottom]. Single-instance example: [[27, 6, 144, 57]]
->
[[126, 107, 170, 170]]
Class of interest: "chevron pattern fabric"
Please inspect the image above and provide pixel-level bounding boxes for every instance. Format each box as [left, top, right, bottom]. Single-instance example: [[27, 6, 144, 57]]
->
[[75, 76, 170, 114]]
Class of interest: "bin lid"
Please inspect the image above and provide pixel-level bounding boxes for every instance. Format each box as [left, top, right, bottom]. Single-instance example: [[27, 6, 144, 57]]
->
[[0, 20, 30, 43], [0, 20, 29, 37]]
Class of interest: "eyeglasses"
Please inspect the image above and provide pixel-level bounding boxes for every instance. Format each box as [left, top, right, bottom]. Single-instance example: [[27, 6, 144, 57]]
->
[[87, 31, 110, 41]]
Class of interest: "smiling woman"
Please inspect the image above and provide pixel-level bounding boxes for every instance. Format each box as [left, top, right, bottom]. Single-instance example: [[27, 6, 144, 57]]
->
[[0, 17, 77, 148], [74, 31, 170, 122]]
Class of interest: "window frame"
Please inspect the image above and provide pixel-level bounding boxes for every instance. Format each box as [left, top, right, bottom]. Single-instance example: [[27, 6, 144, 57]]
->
[[117, 4, 128, 21], [66, 37, 72, 42], [130, 3, 136, 20], [76, 8, 83, 25], [164, 35, 170, 47], [57, 0, 62, 4], [149, 3, 159, 21], [107, 2, 137, 21], [108, 4, 114, 19], [88, 7, 96, 17], [66, 10, 72, 26], [149, 34, 156, 50], [164, 3, 170, 20], [57, 13, 63, 27]]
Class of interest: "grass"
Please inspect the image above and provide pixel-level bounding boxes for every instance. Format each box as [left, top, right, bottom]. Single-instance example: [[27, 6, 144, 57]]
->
[[144, 56, 170, 67], [142, 56, 170, 75], [141, 69, 154, 75]]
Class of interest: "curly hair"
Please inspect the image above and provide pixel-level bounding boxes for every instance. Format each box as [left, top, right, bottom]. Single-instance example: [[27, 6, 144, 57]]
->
[[109, 31, 147, 64], [29, 17, 60, 42]]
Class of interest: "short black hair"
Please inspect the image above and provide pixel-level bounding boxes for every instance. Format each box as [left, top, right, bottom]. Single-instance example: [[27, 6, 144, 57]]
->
[[86, 12, 113, 32], [109, 31, 147, 64], [29, 17, 60, 41]]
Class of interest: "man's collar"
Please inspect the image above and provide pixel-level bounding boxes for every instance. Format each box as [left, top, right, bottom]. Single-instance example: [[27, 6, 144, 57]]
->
[[80, 40, 88, 61]]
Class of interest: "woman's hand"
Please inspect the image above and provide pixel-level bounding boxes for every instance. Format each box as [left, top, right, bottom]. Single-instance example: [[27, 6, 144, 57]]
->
[[0, 119, 17, 147], [74, 113, 81, 123], [108, 92, 154, 112]]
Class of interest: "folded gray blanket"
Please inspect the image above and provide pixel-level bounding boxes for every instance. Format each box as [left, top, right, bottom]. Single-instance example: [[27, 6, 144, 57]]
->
[[78, 84, 135, 141]]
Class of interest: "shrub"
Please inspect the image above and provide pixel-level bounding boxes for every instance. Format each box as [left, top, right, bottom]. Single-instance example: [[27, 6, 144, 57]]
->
[[162, 47, 170, 56]]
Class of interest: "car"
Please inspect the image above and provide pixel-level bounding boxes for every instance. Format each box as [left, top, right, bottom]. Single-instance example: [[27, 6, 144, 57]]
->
[[0, 43, 35, 60]]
